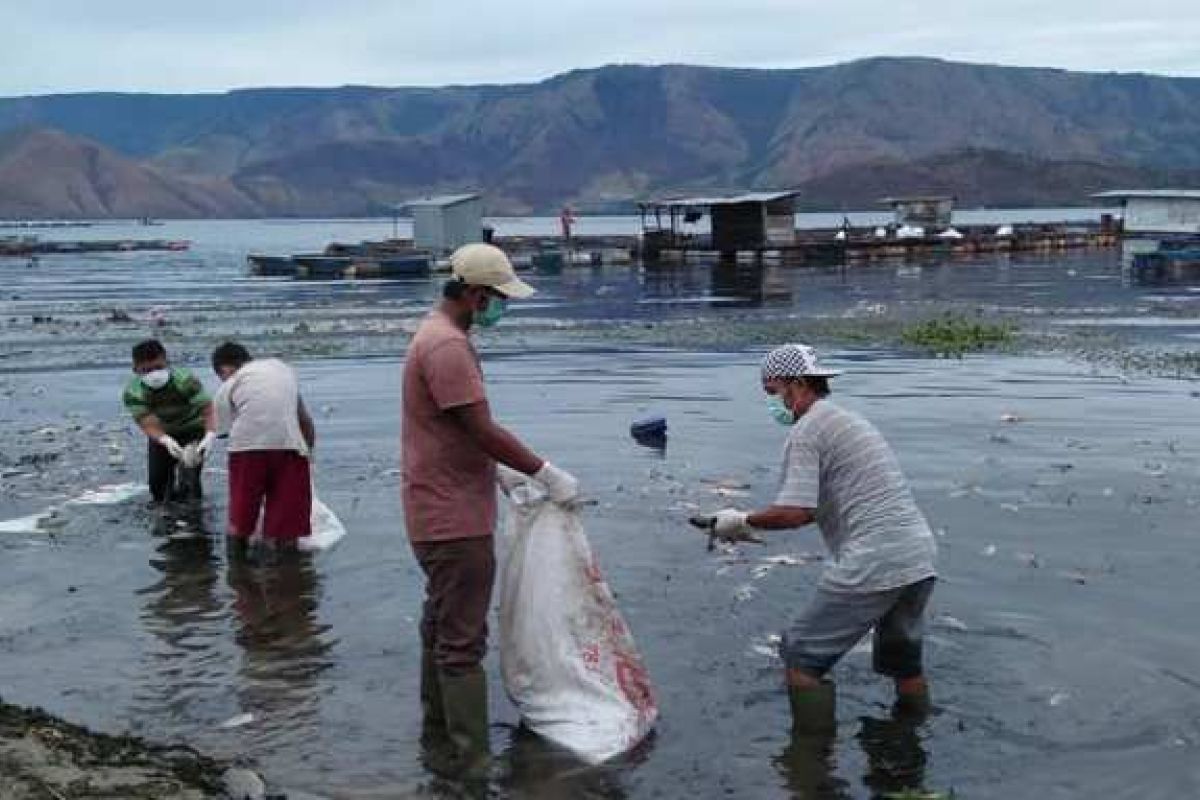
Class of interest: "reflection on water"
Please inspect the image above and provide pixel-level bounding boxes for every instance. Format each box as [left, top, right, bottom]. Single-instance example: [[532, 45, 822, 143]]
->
[[227, 553, 334, 741], [774, 734, 850, 800], [772, 711, 931, 800], [497, 725, 643, 800], [134, 505, 334, 756], [856, 712, 929, 799], [135, 507, 226, 723]]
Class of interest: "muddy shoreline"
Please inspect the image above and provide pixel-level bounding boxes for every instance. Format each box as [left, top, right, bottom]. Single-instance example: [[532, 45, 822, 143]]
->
[[0, 697, 228, 799]]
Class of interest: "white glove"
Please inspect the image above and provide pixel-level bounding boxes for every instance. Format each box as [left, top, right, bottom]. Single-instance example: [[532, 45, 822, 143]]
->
[[496, 464, 526, 493], [712, 508, 760, 543], [195, 431, 217, 459], [180, 442, 202, 469], [533, 462, 580, 504], [157, 434, 185, 461]]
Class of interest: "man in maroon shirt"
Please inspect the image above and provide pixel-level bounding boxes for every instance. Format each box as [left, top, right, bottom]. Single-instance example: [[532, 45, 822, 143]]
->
[[402, 243, 579, 774]]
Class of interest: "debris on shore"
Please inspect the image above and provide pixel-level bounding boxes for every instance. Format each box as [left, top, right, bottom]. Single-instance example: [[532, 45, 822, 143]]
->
[[0, 698, 248, 800]]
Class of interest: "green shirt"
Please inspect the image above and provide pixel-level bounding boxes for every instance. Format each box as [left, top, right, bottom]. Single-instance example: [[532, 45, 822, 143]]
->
[[122, 366, 211, 437]]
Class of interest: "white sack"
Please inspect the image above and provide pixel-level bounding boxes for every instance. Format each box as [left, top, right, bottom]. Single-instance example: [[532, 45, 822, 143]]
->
[[299, 495, 346, 551], [499, 477, 658, 764]]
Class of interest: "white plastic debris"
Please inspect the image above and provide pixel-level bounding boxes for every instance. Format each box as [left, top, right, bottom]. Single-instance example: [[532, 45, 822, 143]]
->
[[938, 227, 964, 239], [874, 227, 888, 238], [499, 474, 657, 764], [996, 224, 1015, 237], [0, 510, 58, 534], [67, 483, 147, 506], [982, 544, 997, 557]]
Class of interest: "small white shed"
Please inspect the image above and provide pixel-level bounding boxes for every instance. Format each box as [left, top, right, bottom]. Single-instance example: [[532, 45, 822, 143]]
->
[[407, 193, 483, 253], [1093, 190, 1200, 235]]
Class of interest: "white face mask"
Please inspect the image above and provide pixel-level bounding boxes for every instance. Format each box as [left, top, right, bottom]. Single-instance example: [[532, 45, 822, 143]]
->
[[141, 368, 170, 390]]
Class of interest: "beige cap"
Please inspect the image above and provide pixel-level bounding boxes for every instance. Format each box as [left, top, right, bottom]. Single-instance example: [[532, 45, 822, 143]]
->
[[449, 243, 535, 299]]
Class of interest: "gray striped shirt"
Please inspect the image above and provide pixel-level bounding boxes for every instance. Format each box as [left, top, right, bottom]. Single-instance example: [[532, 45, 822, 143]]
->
[[775, 400, 937, 593]]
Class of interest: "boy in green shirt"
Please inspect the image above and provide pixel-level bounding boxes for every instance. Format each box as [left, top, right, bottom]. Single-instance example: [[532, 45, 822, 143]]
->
[[122, 339, 217, 503]]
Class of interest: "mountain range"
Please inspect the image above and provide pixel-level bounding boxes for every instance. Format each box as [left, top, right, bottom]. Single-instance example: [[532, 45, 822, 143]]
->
[[2, 57, 1200, 218]]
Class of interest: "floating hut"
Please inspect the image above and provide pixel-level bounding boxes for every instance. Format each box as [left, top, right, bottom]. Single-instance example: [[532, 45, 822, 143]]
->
[[1092, 189, 1200, 236], [406, 193, 484, 254], [1095, 189, 1200, 277], [638, 190, 799, 261]]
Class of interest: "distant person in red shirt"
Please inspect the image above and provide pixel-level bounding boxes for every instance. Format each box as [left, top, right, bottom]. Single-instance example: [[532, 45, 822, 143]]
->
[[211, 342, 316, 555], [559, 204, 575, 241], [402, 243, 579, 775]]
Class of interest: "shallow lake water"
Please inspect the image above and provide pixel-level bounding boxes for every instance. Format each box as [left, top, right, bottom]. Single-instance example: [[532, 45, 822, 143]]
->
[[2, 219, 1200, 798]]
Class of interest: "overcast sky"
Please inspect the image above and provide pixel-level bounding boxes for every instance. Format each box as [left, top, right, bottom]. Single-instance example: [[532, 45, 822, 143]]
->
[[6, 0, 1199, 96]]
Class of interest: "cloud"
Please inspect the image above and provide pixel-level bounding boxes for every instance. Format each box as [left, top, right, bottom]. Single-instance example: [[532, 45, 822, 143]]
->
[[2, 0, 1198, 95]]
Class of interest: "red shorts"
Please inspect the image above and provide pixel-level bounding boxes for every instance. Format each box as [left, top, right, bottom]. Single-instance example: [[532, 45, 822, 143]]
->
[[227, 450, 312, 540]]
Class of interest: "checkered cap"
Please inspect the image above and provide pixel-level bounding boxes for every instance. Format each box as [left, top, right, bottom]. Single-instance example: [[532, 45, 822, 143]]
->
[[761, 344, 842, 380]]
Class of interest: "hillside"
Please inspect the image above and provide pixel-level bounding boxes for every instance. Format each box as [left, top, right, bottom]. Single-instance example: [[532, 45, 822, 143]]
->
[[793, 148, 1200, 209], [2, 58, 1199, 216], [0, 127, 260, 218]]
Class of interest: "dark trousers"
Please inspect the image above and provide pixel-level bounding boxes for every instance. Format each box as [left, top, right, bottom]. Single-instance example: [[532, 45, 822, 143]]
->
[[148, 429, 204, 502], [412, 537, 495, 675]]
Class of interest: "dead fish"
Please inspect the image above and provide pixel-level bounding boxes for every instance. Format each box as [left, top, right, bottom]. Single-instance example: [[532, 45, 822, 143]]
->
[[218, 712, 256, 730], [748, 643, 780, 659], [701, 477, 752, 491], [761, 554, 818, 567], [1016, 552, 1040, 568], [933, 613, 969, 632], [733, 584, 757, 602]]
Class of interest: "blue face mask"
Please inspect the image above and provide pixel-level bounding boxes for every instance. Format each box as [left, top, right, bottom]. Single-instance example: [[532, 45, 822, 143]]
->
[[767, 395, 796, 426], [476, 295, 507, 328]]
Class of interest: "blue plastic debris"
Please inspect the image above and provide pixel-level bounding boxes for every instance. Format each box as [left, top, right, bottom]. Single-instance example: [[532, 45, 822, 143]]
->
[[630, 414, 667, 438], [631, 415, 668, 451]]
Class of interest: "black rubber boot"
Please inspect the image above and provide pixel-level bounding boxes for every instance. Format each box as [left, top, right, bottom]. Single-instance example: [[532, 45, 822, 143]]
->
[[420, 650, 446, 738], [438, 666, 490, 779], [788, 680, 837, 737]]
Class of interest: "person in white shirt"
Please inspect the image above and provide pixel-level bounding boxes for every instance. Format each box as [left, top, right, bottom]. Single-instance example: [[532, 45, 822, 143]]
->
[[702, 343, 938, 737], [211, 342, 316, 552]]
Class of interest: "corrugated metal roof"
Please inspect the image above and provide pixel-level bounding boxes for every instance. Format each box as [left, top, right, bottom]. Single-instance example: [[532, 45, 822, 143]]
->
[[643, 190, 799, 208], [405, 193, 482, 208], [1093, 189, 1200, 201]]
